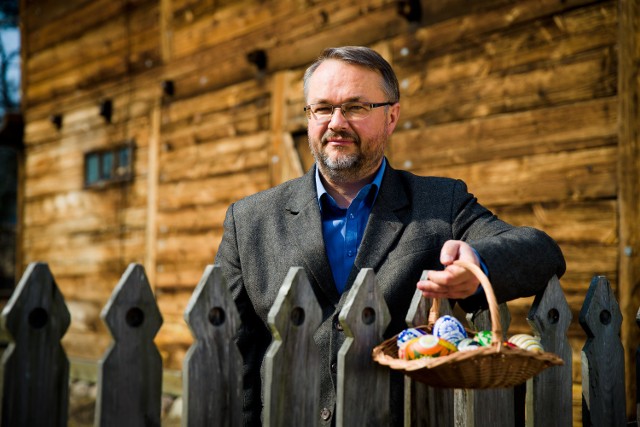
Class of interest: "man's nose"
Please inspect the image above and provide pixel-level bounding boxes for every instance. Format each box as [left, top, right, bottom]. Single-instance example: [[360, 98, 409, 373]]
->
[[327, 107, 349, 129]]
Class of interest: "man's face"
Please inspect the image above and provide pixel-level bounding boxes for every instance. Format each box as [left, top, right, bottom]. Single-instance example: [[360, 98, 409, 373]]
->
[[306, 59, 400, 183]]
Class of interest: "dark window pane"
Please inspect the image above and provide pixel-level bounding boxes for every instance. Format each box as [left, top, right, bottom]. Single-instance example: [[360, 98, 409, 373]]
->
[[86, 153, 99, 185], [118, 146, 130, 168], [101, 151, 113, 179]]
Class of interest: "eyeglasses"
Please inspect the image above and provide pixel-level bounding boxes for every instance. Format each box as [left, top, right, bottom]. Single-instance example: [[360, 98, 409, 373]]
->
[[304, 101, 395, 122]]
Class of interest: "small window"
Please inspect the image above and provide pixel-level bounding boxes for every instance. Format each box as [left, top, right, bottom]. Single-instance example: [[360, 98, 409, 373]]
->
[[84, 142, 134, 188]]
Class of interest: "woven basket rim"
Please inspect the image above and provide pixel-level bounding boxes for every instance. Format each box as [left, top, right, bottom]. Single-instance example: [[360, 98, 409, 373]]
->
[[371, 260, 565, 388]]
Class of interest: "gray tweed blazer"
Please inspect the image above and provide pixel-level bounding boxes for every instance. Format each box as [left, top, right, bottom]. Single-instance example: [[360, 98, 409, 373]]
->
[[215, 162, 565, 426]]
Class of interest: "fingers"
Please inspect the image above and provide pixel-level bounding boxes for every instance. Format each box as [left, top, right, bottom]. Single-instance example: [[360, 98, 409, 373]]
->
[[418, 240, 482, 299], [440, 240, 479, 266], [417, 267, 477, 299]]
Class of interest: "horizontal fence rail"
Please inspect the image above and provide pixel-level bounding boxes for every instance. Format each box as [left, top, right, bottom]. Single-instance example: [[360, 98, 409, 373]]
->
[[0, 262, 638, 426]]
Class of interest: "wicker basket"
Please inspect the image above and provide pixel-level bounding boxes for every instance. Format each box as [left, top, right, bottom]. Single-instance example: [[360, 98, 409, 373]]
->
[[372, 260, 564, 389]]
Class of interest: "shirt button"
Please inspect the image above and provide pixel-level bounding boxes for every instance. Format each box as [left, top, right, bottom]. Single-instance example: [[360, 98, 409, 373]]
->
[[349, 213, 354, 219], [334, 319, 344, 331], [347, 250, 353, 257], [331, 362, 337, 373], [320, 407, 332, 421]]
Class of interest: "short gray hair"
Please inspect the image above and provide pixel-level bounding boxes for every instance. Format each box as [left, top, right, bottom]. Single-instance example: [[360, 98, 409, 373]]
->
[[303, 46, 400, 103]]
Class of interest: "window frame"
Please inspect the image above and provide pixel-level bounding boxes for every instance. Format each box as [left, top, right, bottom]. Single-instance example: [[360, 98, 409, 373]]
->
[[83, 141, 135, 189]]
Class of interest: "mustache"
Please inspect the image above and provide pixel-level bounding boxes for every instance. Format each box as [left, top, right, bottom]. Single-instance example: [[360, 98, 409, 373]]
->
[[321, 130, 359, 144]]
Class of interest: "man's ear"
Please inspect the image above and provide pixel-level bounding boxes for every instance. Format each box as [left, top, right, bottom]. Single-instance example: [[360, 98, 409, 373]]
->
[[386, 103, 401, 136]]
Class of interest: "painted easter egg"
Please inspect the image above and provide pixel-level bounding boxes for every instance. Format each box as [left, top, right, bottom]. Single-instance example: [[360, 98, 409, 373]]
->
[[457, 338, 481, 351], [508, 334, 544, 352], [433, 315, 468, 345], [404, 334, 457, 360], [475, 330, 493, 347]]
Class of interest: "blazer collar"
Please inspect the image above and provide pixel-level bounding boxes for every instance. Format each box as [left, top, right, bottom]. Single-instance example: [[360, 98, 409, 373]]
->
[[286, 166, 341, 303], [285, 163, 410, 303], [347, 164, 409, 288]]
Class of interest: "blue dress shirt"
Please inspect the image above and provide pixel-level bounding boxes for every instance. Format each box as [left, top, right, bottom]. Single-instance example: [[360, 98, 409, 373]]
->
[[316, 159, 387, 294], [316, 159, 488, 295]]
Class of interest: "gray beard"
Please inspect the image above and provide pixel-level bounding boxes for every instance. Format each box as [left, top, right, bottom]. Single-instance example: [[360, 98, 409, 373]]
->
[[315, 150, 363, 182]]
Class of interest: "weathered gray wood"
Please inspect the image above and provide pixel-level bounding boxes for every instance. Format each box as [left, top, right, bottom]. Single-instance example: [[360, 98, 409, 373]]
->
[[526, 275, 573, 427], [404, 274, 455, 427], [337, 268, 392, 426], [95, 263, 163, 427], [579, 275, 626, 426], [463, 305, 515, 427], [263, 267, 322, 427], [0, 263, 70, 427], [182, 265, 242, 426]]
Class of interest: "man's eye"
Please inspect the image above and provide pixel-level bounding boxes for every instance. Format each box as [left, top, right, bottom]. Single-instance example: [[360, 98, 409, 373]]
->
[[314, 106, 333, 114], [346, 104, 367, 112]]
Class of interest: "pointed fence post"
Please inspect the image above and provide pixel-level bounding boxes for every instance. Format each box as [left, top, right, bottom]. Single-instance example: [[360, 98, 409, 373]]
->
[[0, 262, 70, 427], [263, 267, 322, 427], [403, 272, 455, 427], [526, 275, 572, 427], [336, 268, 391, 426], [183, 265, 242, 426], [579, 275, 626, 426], [460, 304, 515, 427], [95, 263, 163, 427]]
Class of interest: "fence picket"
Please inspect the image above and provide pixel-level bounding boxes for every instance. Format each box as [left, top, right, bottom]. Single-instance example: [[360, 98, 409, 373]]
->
[[464, 305, 516, 427], [263, 267, 322, 427], [579, 275, 626, 426], [526, 275, 573, 427], [183, 265, 242, 427], [337, 268, 391, 426], [95, 263, 163, 427], [404, 275, 455, 427], [0, 262, 70, 427], [0, 261, 638, 426]]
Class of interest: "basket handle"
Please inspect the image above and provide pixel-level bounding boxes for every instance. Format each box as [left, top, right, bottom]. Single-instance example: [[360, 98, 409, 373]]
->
[[427, 259, 503, 346]]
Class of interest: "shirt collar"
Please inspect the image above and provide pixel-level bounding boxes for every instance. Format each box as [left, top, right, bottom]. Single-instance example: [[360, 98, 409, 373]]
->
[[315, 158, 387, 208]]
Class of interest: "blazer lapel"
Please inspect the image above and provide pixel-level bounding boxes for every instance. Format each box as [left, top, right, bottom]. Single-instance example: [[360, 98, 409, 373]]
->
[[286, 168, 341, 304], [346, 165, 409, 290]]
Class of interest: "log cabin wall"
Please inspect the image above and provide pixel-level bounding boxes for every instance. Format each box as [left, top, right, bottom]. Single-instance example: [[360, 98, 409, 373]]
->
[[17, 0, 639, 420]]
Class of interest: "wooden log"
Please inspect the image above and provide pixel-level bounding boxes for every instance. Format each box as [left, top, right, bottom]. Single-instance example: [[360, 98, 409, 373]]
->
[[617, 0, 640, 419], [391, 0, 607, 58], [182, 265, 242, 426], [165, 1, 406, 100], [25, 3, 161, 105], [579, 275, 626, 426], [95, 263, 163, 426], [157, 169, 270, 210], [393, 1, 616, 78], [491, 200, 617, 245], [159, 132, 271, 183], [398, 50, 616, 125], [24, 0, 126, 52], [263, 267, 322, 426], [391, 98, 617, 168], [0, 263, 70, 427], [526, 275, 573, 426], [408, 145, 617, 207], [336, 268, 391, 426]]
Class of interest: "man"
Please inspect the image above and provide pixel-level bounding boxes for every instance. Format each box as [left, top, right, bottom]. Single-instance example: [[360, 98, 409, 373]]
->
[[215, 46, 565, 425]]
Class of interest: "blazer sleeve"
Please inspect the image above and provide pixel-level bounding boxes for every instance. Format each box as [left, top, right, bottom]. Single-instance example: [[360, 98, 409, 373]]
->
[[447, 179, 567, 311]]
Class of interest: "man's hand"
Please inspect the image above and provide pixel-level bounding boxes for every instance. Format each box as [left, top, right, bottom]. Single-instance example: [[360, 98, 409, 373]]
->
[[416, 240, 481, 299]]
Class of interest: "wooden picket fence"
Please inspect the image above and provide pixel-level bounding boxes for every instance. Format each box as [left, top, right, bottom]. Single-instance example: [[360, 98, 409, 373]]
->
[[0, 262, 638, 426]]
